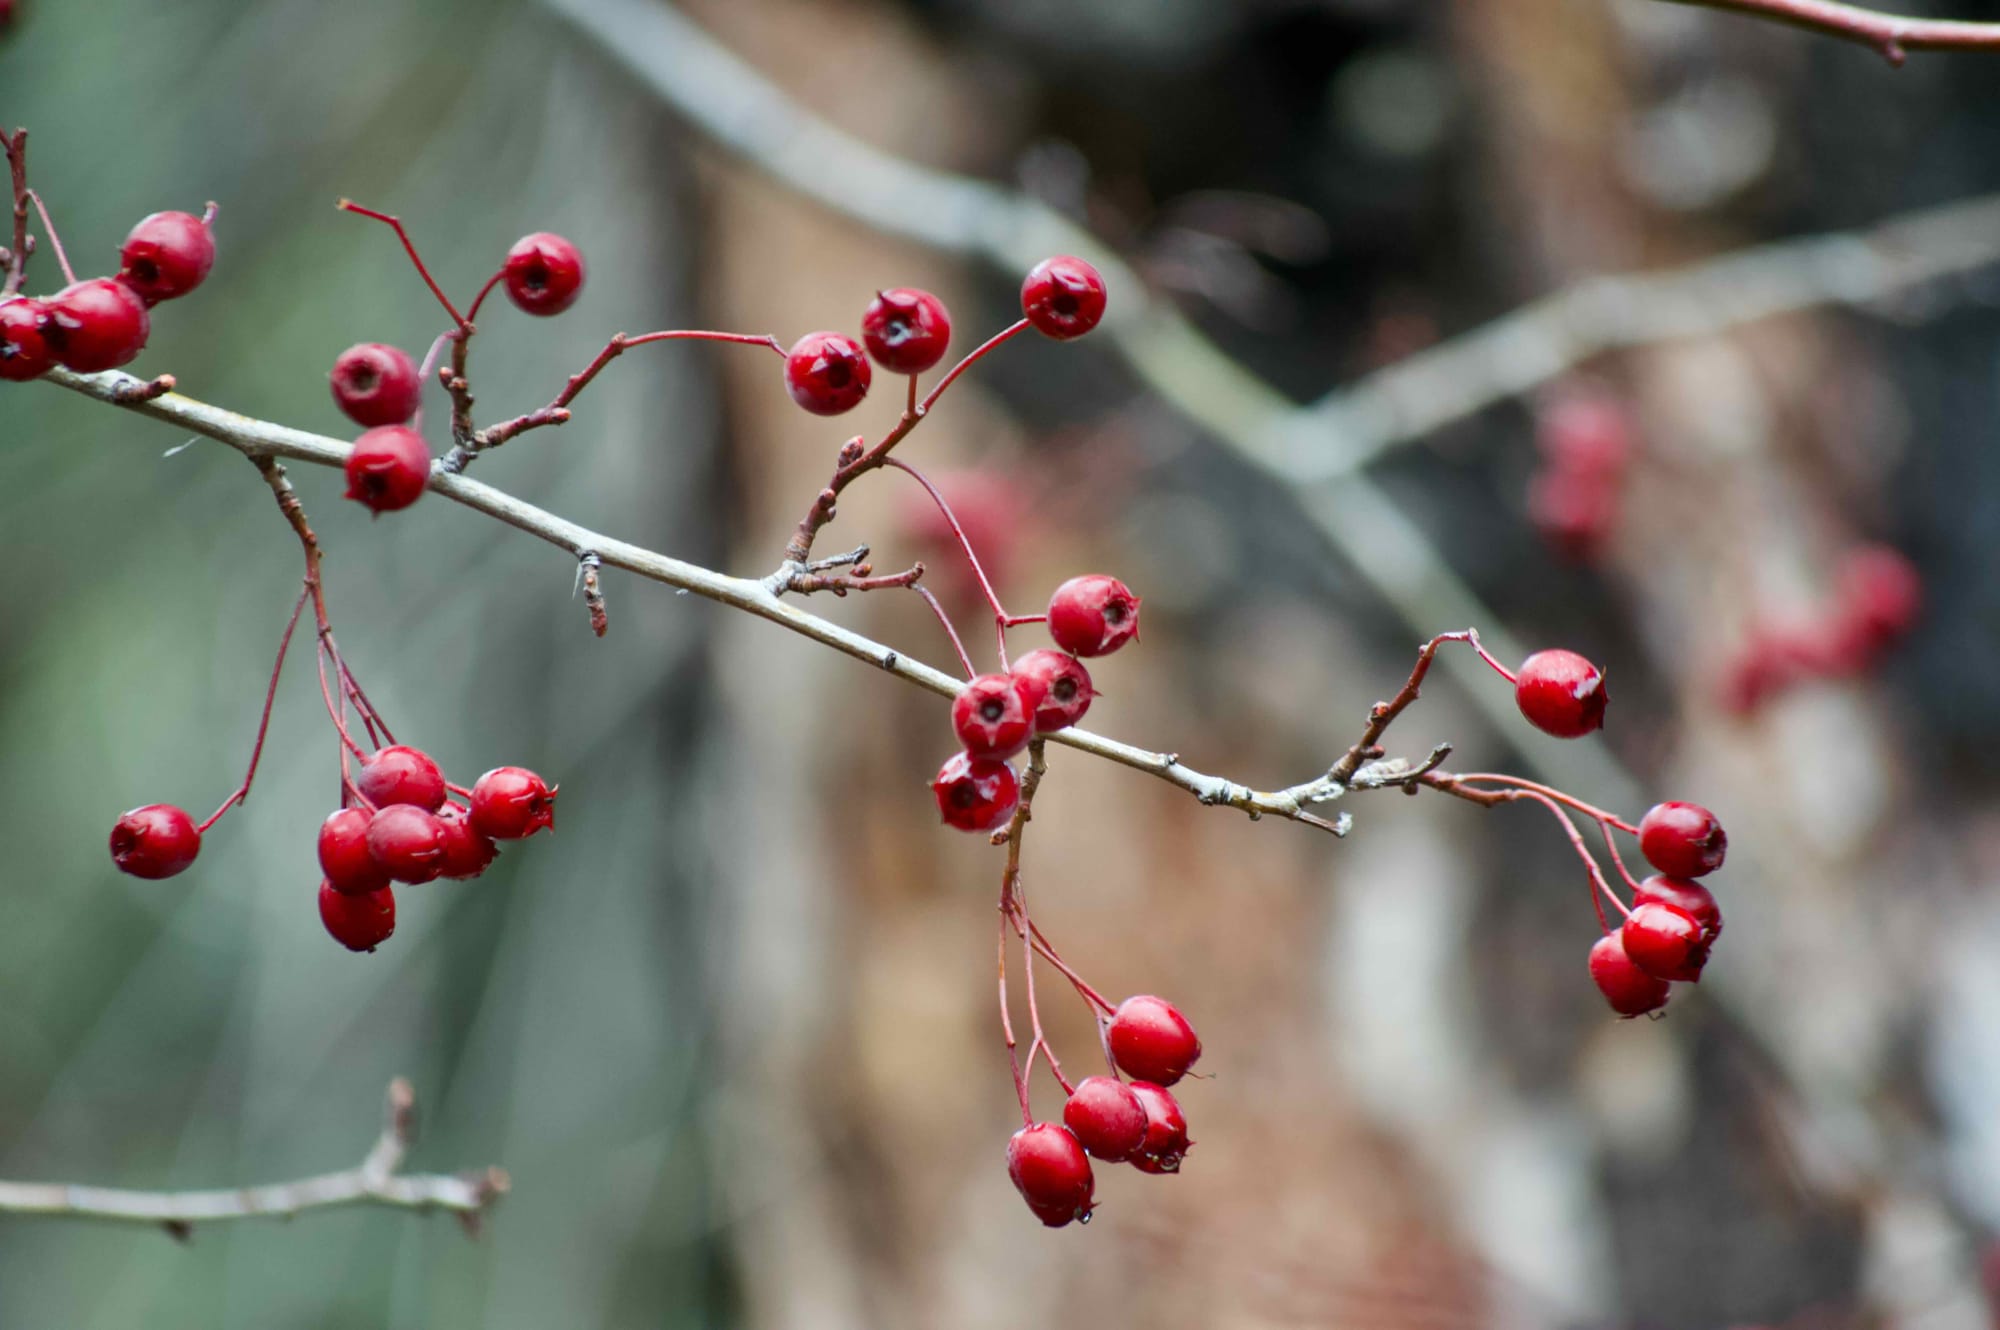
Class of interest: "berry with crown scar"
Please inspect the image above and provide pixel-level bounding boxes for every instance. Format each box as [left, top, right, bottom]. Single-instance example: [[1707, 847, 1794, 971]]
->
[[469, 766, 557, 840], [1127, 1081, 1192, 1174], [344, 425, 431, 514], [1011, 649, 1094, 734], [1047, 575, 1141, 658], [930, 752, 1019, 833], [117, 210, 215, 305], [860, 287, 951, 374], [1638, 801, 1727, 878], [1021, 256, 1107, 340], [330, 342, 422, 427], [502, 232, 585, 316], [784, 330, 871, 415], [319, 807, 390, 895], [1514, 648, 1608, 738], [951, 673, 1037, 760], [108, 804, 201, 879], [365, 804, 446, 884]]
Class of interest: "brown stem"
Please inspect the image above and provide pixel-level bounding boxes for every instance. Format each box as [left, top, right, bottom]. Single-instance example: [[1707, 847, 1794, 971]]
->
[[1659, 0, 2000, 64], [1, 127, 28, 296]]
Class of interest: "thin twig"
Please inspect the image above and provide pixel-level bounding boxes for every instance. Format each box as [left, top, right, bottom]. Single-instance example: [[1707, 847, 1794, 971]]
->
[[1658, 0, 2000, 64]]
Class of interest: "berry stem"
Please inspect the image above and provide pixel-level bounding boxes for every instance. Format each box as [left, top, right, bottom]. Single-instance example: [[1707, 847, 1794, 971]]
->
[[883, 457, 1013, 628], [1, 127, 29, 297], [1437, 772, 1637, 834], [196, 585, 309, 833], [1599, 820, 1646, 891], [463, 267, 506, 325], [411, 329, 454, 431], [998, 914, 1033, 1128], [25, 188, 73, 286], [1328, 629, 1506, 787], [915, 318, 1028, 417], [910, 585, 976, 679], [336, 201, 469, 328]]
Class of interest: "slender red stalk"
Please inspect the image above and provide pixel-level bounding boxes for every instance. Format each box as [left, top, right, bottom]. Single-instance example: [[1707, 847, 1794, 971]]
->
[[197, 587, 309, 832], [462, 268, 506, 324], [910, 585, 976, 679], [337, 201, 468, 327], [915, 319, 1029, 417], [884, 458, 1011, 626], [26, 189, 73, 285]]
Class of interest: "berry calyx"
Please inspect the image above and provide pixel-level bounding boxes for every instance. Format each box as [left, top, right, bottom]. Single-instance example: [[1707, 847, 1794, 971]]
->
[[1514, 648, 1608, 738], [468, 766, 557, 840], [318, 880, 395, 952], [1587, 932, 1671, 1018], [356, 744, 447, 812], [108, 804, 201, 879], [1020, 256, 1107, 340], [1005, 1123, 1095, 1227], [117, 210, 215, 305], [951, 673, 1037, 760], [318, 807, 390, 895], [502, 232, 585, 316], [1620, 901, 1710, 983], [1126, 1081, 1192, 1174], [1062, 1076, 1149, 1162], [859, 287, 951, 374], [1107, 995, 1202, 1086], [329, 342, 422, 427], [343, 425, 431, 514], [783, 330, 872, 415], [0, 297, 53, 382], [1634, 874, 1722, 943], [929, 752, 1020, 833], [1637, 801, 1727, 878], [364, 803, 446, 884], [435, 803, 499, 879], [45, 278, 150, 372], [1011, 649, 1095, 734], [1046, 575, 1141, 658]]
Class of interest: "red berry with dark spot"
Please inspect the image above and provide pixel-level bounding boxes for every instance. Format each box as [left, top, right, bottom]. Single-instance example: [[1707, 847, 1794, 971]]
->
[[1127, 1081, 1192, 1174], [319, 880, 395, 952], [1047, 575, 1141, 658], [469, 766, 557, 840], [117, 210, 215, 305], [1062, 1076, 1149, 1162], [1514, 649, 1608, 738], [1005, 1123, 1094, 1227], [436, 804, 498, 879], [1621, 901, 1710, 983], [503, 232, 585, 316], [784, 331, 871, 415], [45, 278, 150, 372], [365, 803, 446, 884], [1011, 649, 1094, 734], [860, 287, 951, 374], [1637, 801, 1727, 878], [929, 751, 1019, 833], [108, 804, 201, 879], [329, 343, 421, 427], [318, 807, 390, 895], [1587, 932, 1671, 1018], [1021, 256, 1107, 340], [1107, 994, 1202, 1086], [1634, 874, 1722, 943], [951, 673, 1037, 760], [0, 297, 52, 381], [357, 745, 447, 813], [343, 425, 431, 514]]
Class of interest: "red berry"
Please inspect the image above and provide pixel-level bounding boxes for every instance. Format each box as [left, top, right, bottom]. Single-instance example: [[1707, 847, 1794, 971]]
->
[[1108, 995, 1202, 1086], [329, 342, 422, 427], [951, 673, 1037, 759], [1620, 901, 1710, 983], [1634, 874, 1722, 943], [318, 807, 390, 895], [1527, 468, 1617, 563], [1536, 391, 1631, 477], [343, 425, 431, 514], [1587, 932, 1671, 1018], [1011, 649, 1095, 734], [502, 232, 585, 316], [1046, 575, 1141, 658], [1062, 1076, 1149, 1162], [860, 287, 951, 374], [0, 297, 52, 381], [45, 278, 150, 372], [357, 745, 447, 812], [929, 752, 1019, 833], [108, 804, 201, 879], [1514, 648, 1608, 738], [783, 331, 871, 415], [1127, 1081, 1192, 1174], [365, 803, 446, 884], [468, 766, 557, 840], [436, 803, 499, 879], [1637, 801, 1727, 878], [117, 210, 215, 305], [1832, 544, 1921, 654], [318, 880, 395, 952], [1020, 256, 1107, 340], [1005, 1123, 1094, 1227]]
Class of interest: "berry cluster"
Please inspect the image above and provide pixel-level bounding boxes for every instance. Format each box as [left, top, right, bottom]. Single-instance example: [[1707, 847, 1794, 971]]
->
[[1527, 388, 1631, 563], [1719, 543, 1920, 713]]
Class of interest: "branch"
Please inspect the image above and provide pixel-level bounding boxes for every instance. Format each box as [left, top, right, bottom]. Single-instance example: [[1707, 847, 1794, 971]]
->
[[0, 1080, 507, 1236], [1656, 0, 2000, 64]]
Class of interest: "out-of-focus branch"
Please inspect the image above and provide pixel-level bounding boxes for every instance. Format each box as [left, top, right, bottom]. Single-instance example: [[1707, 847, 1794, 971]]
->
[[1657, 0, 2000, 64], [0, 1080, 507, 1236]]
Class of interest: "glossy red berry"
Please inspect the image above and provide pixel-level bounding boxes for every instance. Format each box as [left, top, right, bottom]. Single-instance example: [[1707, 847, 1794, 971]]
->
[[319, 880, 395, 952], [783, 331, 872, 415], [1587, 932, 1671, 1018], [108, 804, 201, 879], [1107, 995, 1202, 1086], [1127, 1081, 1192, 1174], [357, 745, 447, 813], [343, 425, 431, 514], [1021, 256, 1107, 340], [1634, 874, 1722, 943], [365, 803, 446, 884], [929, 752, 1019, 833], [469, 766, 557, 840], [318, 807, 390, 895], [951, 673, 1037, 759], [1063, 1076, 1149, 1162], [435, 804, 499, 879], [1047, 575, 1141, 658], [329, 343, 421, 427], [117, 210, 215, 305], [503, 232, 585, 316], [1637, 801, 1727, 878], [1011, 649, 1095, 734], [1620, 901, 1710, 983], [860, 287, 951, 374], [1005, 1123, 1094, 1227], [1514, 649, 1608, 738], [45, 278, 150, 372], [0, 297, 52, 381]]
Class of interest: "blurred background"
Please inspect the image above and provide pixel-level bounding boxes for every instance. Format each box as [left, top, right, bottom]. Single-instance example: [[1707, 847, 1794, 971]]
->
[[5, 0, 2000, 1325]]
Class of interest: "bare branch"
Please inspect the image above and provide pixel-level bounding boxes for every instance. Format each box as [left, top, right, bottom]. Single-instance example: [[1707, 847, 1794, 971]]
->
[[1656, 0, 2000, 64]]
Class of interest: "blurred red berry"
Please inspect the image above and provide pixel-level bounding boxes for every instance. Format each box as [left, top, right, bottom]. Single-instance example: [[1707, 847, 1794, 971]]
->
[[319, 807, 390, 895], [330, 342, 421, 427], [929, 752, 1019, 832], [469, 766, 557, 840], [45, 278, 150, 372], [1638, 801, 1727, 878], [1587, 932, 1671, 1018], [319, 880, 395, 952], [1011, 649, 1094, 734], [435, 803, 499, 879], [1127, 1081, 1192, 1174], [357, 745, 447, 813], [0, 297, 53, 381], [117, 210, 215, 305], [1634, 874, 1723, 944], [365, 803, 446, 884], [108, 804, 201, 879], [1621, 901, 1710, 983], [344, 425, 431, 514]]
